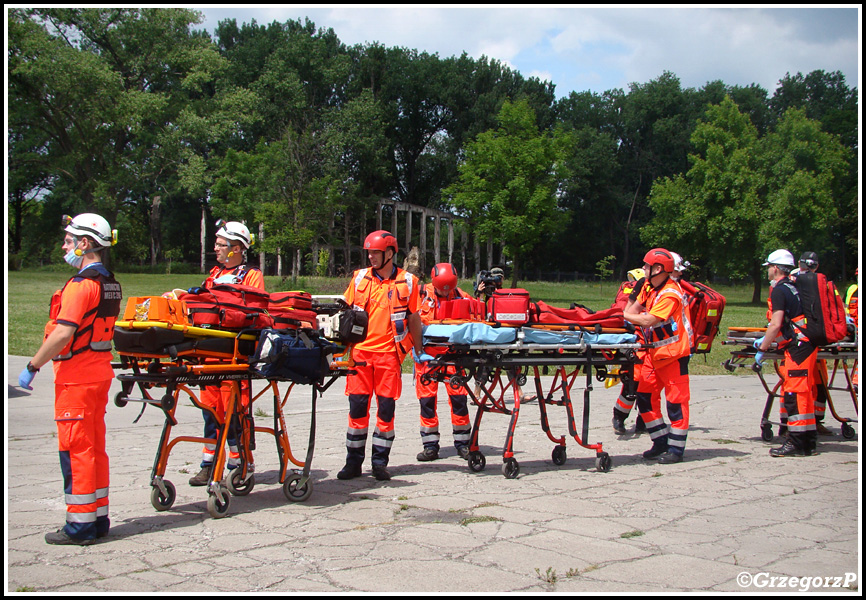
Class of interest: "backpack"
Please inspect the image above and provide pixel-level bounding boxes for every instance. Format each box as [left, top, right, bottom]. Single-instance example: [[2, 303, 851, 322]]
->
[[182, 284, 274, 331], [678, 280, 726, 354], [251, 328, 337, 384], [793, 271, 849, 346]]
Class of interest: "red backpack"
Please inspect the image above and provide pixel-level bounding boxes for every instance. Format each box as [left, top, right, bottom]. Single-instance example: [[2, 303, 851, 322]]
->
[[182, 284, 274, 331], [793, 271, 849, 346], [678, 280, 726, 354]]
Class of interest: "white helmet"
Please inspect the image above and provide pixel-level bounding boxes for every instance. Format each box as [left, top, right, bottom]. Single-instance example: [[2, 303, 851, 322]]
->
[[671, 252, 690, 273], [216, 220, 253, 249], [64, 213, 116, 247], [762, 249, 796, 268]]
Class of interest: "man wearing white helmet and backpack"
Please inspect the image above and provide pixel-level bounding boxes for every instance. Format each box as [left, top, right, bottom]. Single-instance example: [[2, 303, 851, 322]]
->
[[187, 220, 266, 487], [755, 249, 818, 457], [18, 213, 122, 545]]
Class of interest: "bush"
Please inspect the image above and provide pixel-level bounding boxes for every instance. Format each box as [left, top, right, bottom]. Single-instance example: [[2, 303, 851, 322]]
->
[[8, 254, 21, 271]]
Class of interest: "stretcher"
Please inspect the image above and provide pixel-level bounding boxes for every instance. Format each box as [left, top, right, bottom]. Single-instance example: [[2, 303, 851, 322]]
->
[[421, 322, 643, 478], [722, 326, 858, 442], [112, 320, 350, 518]]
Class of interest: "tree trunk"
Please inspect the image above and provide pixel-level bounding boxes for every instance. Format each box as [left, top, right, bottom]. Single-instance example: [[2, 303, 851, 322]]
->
[[149, 195, 161, 267], [752, 264, 764, 304]]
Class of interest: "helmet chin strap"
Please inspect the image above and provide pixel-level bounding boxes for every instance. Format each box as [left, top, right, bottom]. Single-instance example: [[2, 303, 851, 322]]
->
[[649, 269, 670, 290]]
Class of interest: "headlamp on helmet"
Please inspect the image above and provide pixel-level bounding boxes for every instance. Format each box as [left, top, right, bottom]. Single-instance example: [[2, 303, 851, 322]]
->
[[215, 219, 253, 249], [63, 213, 116, 248]]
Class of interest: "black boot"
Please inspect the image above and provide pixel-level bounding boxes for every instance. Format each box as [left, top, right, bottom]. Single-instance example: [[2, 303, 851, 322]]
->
[[642, 437, 668, 460]]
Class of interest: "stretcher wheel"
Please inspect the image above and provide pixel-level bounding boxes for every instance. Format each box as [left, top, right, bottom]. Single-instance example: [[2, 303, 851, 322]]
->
[[160, 393, 176, 411], [760, 424, 774, 442], [448, 376, 465, 390], [502, 458, 520, 479], [596, 452, 612, 473], [516, 373, 527, 387], [468, 451, 486, 472], [420, 373, 432, 385], [207, 489, 231, 518], [282, 472, 313, 502], [114, 392, 128, 408], [150, 480, 176, 511], [841, 422, 856, 439], [552, 445, 567, 465], [226, 467, 255, 496]]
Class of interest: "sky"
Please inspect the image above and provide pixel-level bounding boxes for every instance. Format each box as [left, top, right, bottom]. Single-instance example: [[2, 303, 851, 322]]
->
[[194, 5, 861, 99]]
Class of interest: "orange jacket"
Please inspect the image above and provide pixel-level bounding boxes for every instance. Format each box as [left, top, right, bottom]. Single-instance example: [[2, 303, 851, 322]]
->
[[47, 264, 122, 384], [639, 279, 693, 365], [345, 266, 421, 360]]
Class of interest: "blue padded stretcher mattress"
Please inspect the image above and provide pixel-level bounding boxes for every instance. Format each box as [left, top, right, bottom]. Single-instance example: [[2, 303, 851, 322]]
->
[[423, 323, 638, 347]]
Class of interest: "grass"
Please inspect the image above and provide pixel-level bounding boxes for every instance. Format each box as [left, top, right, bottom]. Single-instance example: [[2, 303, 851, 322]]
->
[[7, 270, 768, 376]]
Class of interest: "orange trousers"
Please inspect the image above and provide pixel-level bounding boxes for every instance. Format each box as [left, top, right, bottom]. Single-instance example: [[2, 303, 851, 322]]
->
[[55, 380, 111, 540]]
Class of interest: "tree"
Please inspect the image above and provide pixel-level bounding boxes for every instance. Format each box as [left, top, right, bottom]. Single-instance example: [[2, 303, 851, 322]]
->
[[444, 99, 567, 286], [8, 8, 226, 266], [645, 97, 849, 301], [758, 107, 850, 281]]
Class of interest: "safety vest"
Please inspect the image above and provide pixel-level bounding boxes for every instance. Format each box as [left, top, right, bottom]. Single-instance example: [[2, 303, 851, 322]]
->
[[642, 280, 693, 363], [48, 265, 122, 361], [204, 264, 260, 288], [846, 284, 858, 327], [351, 267, 417, 360]]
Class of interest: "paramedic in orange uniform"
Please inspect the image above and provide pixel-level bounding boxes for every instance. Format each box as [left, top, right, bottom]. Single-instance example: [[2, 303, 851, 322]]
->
[[756, 249, 818, 456], [187, 221, 265, 487], [19, 214, 121, 545], [415, 263, 472, 462], [339, 230, 425, 481], [624, 249, 693, 464]]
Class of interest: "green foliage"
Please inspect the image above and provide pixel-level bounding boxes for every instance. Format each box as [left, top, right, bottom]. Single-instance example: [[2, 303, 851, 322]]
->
[[445, 99, 568, 285], [644, 96, 850, 299], [8, 9, 857, 283], [595, 255, 616, 281]]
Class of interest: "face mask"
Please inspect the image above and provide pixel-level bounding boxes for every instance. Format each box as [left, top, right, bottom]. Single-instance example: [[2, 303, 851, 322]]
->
[[64, 248, 84, 269]]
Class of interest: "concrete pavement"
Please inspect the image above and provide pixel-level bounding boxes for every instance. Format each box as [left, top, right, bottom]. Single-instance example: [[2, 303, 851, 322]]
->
[[5, 354, 860, 593]]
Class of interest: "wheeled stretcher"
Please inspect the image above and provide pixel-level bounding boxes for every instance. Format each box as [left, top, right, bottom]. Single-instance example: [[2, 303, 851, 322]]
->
[[722, 327, 858, 441], [112, 320, 350, 518], [421, 323, 643, 478]]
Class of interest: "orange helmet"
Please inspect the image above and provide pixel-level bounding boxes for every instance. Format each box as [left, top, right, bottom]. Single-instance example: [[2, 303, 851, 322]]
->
[[643, 248, 674, 273], [431, 263, 458, 294], [364, 230, 398, 254]]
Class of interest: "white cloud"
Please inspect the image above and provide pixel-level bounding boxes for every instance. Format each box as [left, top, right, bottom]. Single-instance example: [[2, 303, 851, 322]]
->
[[196, 6, 859, 97]]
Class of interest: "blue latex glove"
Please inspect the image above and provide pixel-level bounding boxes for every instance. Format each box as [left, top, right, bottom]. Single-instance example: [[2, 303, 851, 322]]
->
[[753, 336, 765, 350], [18, 366, 36, 390], [846, 315, 855, 325], [754, 351, 765, 367], [412, 349, 434, 363]]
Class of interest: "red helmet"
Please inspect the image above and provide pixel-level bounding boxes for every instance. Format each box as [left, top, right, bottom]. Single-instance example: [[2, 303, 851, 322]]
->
[[643, 248, 675, 274], [431, 263, 458, 293], [364, 230, 398, 254]]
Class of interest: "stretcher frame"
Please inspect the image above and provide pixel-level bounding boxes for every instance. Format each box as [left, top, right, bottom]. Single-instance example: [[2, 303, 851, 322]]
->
[[423, 333, 643, 478], [113, 321, 350, 518], [722, 328, 858, 442]]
